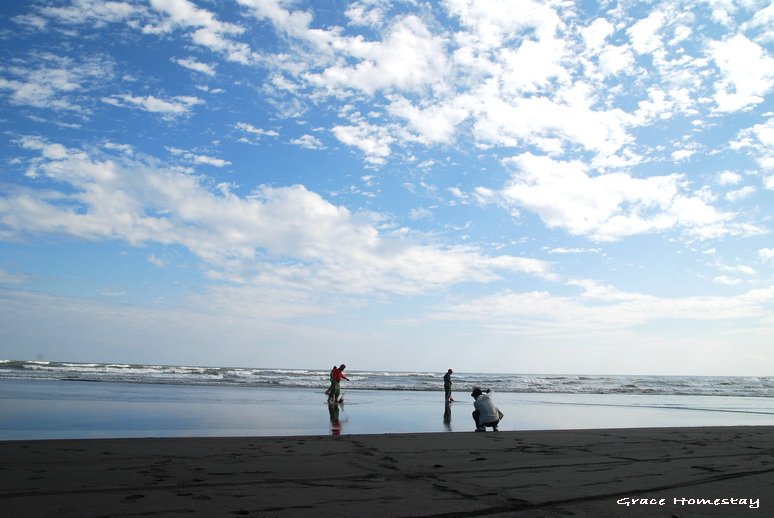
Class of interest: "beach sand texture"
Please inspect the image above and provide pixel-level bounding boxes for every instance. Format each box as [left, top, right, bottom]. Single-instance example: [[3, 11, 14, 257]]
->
[[1, 426, 771, 517]]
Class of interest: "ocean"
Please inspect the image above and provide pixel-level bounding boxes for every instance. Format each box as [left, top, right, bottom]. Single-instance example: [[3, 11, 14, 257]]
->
[[3, 359, 774, 396], [2, 360, 773, 439]]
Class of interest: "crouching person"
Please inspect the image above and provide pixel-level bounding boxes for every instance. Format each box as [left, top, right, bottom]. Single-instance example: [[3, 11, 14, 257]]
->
[[471, 387, 502, 432]]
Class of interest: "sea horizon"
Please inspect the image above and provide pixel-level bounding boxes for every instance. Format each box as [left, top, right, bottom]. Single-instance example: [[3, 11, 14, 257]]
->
[[3, 358, 774, 397]]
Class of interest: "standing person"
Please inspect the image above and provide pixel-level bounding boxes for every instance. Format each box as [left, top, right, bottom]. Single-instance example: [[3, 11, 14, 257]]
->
[[325, 365, 336, 397], [471, 387, 502, 432], [443, 368, 454, 402], [327, 364, 350, 405]]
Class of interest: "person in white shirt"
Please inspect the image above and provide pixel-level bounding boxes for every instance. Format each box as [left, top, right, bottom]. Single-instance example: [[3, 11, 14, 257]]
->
[[471, 386, 501, 432]]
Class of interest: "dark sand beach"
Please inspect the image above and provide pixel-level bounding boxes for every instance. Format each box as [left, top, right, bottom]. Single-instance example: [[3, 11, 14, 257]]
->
[[1, 426, 771, 517]]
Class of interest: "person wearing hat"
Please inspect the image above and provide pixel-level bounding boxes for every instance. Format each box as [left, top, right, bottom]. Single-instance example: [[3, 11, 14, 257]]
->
[[471, 386, 501, 432], [443, 368, 454, 402]]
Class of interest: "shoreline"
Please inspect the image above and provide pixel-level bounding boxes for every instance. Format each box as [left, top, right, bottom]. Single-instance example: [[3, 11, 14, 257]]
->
[[5, 379, 774, 440], [2, 425, 771, 517]]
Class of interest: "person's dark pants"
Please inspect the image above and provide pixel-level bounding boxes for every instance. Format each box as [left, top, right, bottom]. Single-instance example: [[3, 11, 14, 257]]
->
[[472, 410, 499, 429], [328, 382, 340, 403]]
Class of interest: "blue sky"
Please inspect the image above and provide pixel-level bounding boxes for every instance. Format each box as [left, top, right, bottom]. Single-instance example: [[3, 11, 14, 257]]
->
[[1, 0, 772, 375]]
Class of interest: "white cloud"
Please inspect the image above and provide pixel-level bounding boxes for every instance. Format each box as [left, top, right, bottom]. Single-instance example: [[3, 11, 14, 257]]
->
[[147, 0, 256, 64], [332, 120, 394, 165], [759, 248, 774, 261], [548, 247, 601, 254], [102, 93, 203, 118], [730, 118, 774, 174], [306, 15, 449, 95], [167, 146, 230, 167], [713, 275, 742, 285], [240, 1, 449, 95], [103, 142, 134, 155], [387, 96, 469, 144], [173, 57, 216, 76], [236, 0, 317, 40], [598, 44, 634, 76], [37, 0, 144, 27], [478, 152, 752, 241], [11, 14, 49, 30], [725, 185, 756, 202], [1, 140, 552, 299], [0, 53, 113, 112], [632, 87, 674, 125], [236, 122, 280, 140], [345, 2, 385, 27], [627, 10, 666, 55], [743, 3, 774, 43], [431, 285, 774, 337], [471, 93, 632, 157], [409, 207, 432, 221], [290, 134, 324, 150], [582, 18, 614, 51], [671, 147, 696, 161], [193, 155, 230, 167], [718, 171, 742, 185], [717, 261, 756, 276], [709, 34, 774, 113], [500, 38, 568, 96], [445, 0, 562, 50], [148, 254, 166, 267], [152, 0, 689, 174]]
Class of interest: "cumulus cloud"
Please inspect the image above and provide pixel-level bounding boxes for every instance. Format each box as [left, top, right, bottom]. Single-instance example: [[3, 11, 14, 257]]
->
[[730, 118, 774, 173], [1, 140, 552, 299], [476, 153, 754, 241], [345, 2, 385, 27], [627, 10, 666, 55], [146, 0, 256, 64], [709, 34, 774, 113], [290, 134, 324, 150], [387, 96, 469, 145], [472, 94, 632, 157], [718, 171, 742, 185], [307, 15, 449, 95], [332, 120, 394, 165]]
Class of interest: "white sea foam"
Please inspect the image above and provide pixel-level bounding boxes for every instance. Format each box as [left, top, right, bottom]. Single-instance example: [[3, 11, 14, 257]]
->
[[1, 359, 773, 397]]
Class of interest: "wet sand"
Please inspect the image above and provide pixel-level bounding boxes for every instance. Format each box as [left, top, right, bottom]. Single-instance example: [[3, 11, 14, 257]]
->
[[1, 426, 771, 517]]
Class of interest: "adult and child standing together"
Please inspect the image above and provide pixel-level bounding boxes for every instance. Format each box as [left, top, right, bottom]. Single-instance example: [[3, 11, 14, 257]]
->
[[326, 364, 349, 405]]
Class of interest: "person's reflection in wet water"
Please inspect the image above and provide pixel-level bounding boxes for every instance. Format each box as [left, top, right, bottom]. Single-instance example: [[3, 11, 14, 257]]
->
[[328, 402, 343, 435], [443, 401, 452, 431]]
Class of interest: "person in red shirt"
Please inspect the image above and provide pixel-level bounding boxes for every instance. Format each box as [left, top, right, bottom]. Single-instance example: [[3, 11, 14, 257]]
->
[[327, 364, 349, 404]]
